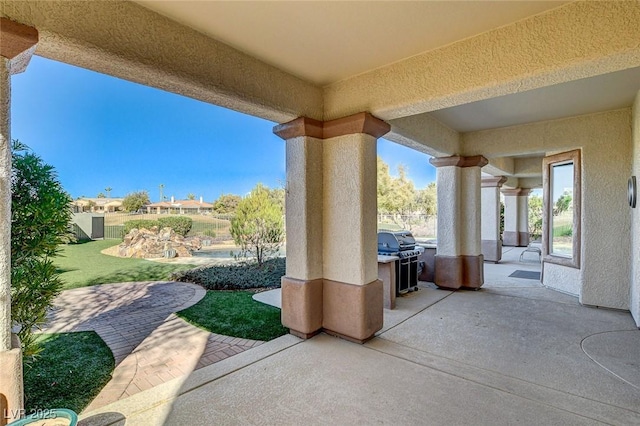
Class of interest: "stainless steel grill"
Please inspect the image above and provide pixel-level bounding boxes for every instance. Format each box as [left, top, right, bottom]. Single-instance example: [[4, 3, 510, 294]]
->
[[378, 231, 422, 294]]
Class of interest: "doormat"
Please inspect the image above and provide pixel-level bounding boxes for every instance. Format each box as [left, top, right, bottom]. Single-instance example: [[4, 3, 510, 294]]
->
[[509, 270, 541, 280]]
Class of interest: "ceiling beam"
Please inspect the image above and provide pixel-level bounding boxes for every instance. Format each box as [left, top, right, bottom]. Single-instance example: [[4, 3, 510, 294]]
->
[[0, 0, 323, 123], [323, 1, 640, 121], [386, 114, 459, 157]]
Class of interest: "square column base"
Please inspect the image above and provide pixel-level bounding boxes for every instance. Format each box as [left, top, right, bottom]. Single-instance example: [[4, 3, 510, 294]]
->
[[281, 277, 323, 338], [434, 255, 484, 290], [503, 231, 530, 247], [323, 279, 383, 343], [481, 239, 502, 263], [281, 277, 384, 343], [0, 335, 23, 426]]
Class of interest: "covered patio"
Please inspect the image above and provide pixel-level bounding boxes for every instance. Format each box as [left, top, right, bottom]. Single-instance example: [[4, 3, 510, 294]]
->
[[79, 247, 640, 425], [1, 1, 640, 423]]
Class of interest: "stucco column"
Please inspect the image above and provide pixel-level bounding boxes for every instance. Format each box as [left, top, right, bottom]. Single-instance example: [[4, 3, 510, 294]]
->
[[274, 118, 324, 339], [0, 18, 38, 425], [481, 176, 507, 262], [274, 112, 388, 343], [0, 57, 11, 357], [429, 155, 488, 290], [502, 188, 531, 247]]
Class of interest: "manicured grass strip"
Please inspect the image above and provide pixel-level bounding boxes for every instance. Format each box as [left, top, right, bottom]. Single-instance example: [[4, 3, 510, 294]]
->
[[54, 240, 192, 290], [24, 332, 114, 413], [177, 291, 288, 341]]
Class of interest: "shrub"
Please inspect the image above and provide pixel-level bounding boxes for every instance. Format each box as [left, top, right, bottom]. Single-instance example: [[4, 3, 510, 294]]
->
[[11, 140, 72, 357], [123, 219, 160, 236], [231, 183, 284, 267], [172, 257, 285, 290], [158, 216, 192, 237], [203, 229, 216, 238]]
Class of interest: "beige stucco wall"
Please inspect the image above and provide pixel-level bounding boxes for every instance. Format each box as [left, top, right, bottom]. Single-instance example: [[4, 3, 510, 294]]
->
[[386, 114, 460, 157], [517, 196, 528, 234], [631, 90, 640, 326], [485, 157, 514, 177], [322, 133, 378, 286], [464, 109, 632, 310], [518, 177, 543, 189], [460, 166, 481, 255], [436, 164, 482, 256], [481, 186, 499, 240], [503, 194, 518, 238], [544, 262, 582, 297], [285, 136, 323, 281], [0, 0, 323, 123], [514, 157, 543, 177], [323, 1, 640, 121], [435, 166, 460, 256]]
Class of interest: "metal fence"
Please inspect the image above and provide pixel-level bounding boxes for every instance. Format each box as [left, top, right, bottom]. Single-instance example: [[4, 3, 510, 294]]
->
[[93, 212, 234, 240], [377, 214, 437, 240], [72, 212, 438, 242]]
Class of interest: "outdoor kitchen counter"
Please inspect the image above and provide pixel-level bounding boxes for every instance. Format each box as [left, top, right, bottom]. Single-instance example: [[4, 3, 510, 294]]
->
[[417, 244, 437, 283], [378, 255, 399, 310]]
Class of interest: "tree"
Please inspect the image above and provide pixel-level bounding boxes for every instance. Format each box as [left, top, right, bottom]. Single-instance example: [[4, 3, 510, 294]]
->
[[105, 186, 112, 198], [122, 191, 150, 212], [529, 195, 543, 240], [212, 193, 242, 214], [377, 156, 395, 213], [377, 157, 415, 215], [267, 186, 285, 211], [553, 191, 572, 216], [377, 157, 419, 228], [391, 165, 415, 215], [187, 193, 196, 200], [10, 140, 72, 357], [230, 184, 284, 267], [415, 182, 437, 216], [97, 192, 106, 198]]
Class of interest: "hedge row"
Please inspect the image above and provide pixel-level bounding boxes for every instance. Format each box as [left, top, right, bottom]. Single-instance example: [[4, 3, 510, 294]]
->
[[123, 216, 193, 237], [171, 257, 285, 290]]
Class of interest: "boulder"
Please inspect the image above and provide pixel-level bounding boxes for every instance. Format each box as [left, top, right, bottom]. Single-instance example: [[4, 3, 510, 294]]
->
[[118, 227, 197, 258]]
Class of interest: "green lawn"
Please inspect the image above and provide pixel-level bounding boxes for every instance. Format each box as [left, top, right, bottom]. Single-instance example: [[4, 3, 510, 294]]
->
[[24, 332, 114, 413], [55, 240, 192, 290], [177, 291, 288, 341]]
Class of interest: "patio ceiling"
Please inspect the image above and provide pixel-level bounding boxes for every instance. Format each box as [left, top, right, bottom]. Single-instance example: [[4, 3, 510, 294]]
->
[[134, 1, 569, 87], [134, 0, 639, 141]]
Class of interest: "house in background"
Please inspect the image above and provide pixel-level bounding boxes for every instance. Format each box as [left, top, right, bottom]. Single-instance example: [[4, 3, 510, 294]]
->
[[145, 196, 213, 214], [71, 197, 124, 213]]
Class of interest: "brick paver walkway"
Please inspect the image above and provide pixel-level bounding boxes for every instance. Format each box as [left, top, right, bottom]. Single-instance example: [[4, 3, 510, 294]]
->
[[41, 281, 263, 411]]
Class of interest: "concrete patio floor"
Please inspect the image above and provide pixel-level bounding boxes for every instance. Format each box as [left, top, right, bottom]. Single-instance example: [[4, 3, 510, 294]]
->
[[79, 247, 640, 425]]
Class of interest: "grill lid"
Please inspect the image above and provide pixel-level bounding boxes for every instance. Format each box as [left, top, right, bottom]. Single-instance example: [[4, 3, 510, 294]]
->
[[377, 231, 416, 253]]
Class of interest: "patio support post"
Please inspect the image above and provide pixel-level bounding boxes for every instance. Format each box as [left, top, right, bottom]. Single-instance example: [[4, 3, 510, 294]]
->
[[274, 112, 389, 343], [502, 188, 531, 247], [275, 118, 325, 339], [0, 56, 12, 354], [430, 155, 488, 290], [481, 176, 507, 262], [0, 18, 38, 425]]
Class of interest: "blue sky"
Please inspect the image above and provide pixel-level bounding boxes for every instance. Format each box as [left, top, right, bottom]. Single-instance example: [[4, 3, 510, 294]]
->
[[11, 56, 435, 202]]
